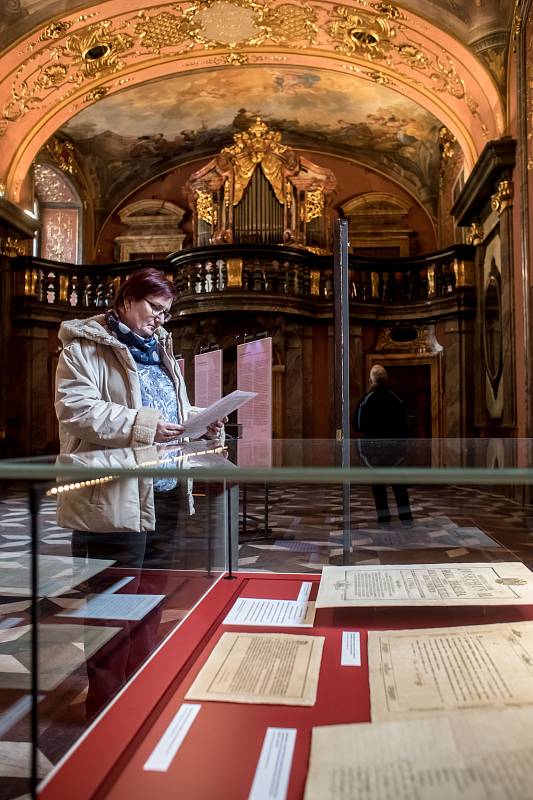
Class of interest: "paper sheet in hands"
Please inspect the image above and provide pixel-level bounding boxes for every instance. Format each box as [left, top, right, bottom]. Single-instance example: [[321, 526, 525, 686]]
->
[[368, 619, 533, 721], [183, 390, 256, 439], [315, 562, 533, 608], [185, 632, 324, 706], [304, 708, 533, 800]]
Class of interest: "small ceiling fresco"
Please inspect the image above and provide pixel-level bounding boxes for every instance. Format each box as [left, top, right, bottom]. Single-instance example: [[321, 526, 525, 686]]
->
[[59, 66, 443, 214]]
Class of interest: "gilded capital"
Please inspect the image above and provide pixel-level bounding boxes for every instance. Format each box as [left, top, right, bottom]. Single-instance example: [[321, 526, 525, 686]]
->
[[491, 180, 513, 214]]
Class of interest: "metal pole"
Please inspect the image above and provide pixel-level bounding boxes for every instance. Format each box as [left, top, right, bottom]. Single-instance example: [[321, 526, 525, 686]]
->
[[333, 218, 352, 562]]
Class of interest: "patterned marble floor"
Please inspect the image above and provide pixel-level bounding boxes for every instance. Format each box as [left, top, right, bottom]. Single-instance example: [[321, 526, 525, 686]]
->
[[0, 481, 532, 798]]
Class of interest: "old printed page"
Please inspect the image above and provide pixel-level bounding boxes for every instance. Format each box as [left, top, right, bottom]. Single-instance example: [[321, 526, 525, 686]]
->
[[185, 632, 324, 706], [315, 562, 533, 607], [304, 708, 533, 800], [368, 620, 533, 721]]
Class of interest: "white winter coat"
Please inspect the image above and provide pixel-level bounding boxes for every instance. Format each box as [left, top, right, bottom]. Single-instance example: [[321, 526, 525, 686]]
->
[[55, 314, 194, 533]]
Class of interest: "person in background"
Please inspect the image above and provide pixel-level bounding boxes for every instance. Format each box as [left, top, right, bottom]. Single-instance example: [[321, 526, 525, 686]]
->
[[355, 364, 413, 523]]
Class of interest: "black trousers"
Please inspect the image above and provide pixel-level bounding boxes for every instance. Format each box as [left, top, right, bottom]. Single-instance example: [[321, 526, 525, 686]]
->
[[371, 484, 412, 521]]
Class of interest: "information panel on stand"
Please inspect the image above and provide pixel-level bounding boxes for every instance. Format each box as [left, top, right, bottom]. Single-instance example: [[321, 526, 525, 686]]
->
[[194, 350, 222, 407], [237, 337, 272, 466]]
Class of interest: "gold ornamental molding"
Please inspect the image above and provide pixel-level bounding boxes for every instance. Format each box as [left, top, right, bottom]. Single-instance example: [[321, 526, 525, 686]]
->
[[0, 0, 505, 200], [466, 221, 484, 246], [491, 179, 513, 214], [0, 237, 25, 257], [438, 126, 456, 176]]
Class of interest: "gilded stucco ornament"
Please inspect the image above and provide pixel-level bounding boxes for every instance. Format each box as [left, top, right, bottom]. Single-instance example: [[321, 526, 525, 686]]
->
[[326, 7, 396, 60], [196, 190, 214, 224], [39, 20, 72, 41], [438, 126, 456, 175], [42, 137, 76, 175], [466, 221, 484, 246], [491, 180, 513, 214], [0, 237, 25, 257], [134, 11, 192, 53], [53, 21, 135, 80], [305, 188, 324, 222]]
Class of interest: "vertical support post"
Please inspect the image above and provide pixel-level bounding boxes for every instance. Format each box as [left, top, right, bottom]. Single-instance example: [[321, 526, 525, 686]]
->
[[29, 484, 40, 800], [333, 218, 352, 562]]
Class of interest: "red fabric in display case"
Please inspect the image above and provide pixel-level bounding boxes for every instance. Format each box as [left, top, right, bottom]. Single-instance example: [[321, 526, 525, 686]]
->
[[39, 572, 533, 800]]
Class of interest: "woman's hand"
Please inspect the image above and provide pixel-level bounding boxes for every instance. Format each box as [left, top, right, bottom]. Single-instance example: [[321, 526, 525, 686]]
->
[[206, 416, 228, 439], [154, 420, 185, 443]]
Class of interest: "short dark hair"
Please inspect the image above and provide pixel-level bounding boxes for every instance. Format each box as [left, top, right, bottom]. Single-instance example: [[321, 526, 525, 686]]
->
[[113, 268, 176, 310]]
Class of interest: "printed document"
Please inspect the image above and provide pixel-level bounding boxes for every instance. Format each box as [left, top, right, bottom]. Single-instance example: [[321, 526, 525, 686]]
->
[[315, 562, 533, 607], [183, 390, 257, 438], [222, 598, 315, 627], [185, 632, 324, 706], [368, 619, 533, 721], [304, 707, 533, 800]]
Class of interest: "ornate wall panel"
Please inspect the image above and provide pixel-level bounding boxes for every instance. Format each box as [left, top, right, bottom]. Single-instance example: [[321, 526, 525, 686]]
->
[[41, 207, 79, 263]]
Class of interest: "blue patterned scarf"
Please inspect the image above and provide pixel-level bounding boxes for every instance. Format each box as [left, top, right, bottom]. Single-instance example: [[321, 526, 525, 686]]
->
[[106, 309, 161, 365]]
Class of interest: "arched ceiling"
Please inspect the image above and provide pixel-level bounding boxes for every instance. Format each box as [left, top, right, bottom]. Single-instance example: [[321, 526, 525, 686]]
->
[[0, 0, 508, 216]]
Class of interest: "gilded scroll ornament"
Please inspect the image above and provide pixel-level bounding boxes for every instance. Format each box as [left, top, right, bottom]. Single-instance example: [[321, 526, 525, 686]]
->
[[54, 21, 135, 80], [305, 188, 324, 222], [491, 180, 513, 214], [42, 137, 76, 175], [466, 222, 484, 246], [326, 7, 395, 60], [196, 190, 214, 224]]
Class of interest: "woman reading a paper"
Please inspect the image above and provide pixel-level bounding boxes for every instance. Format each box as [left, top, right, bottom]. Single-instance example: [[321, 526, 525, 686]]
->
[[55, 267, 225, 547]]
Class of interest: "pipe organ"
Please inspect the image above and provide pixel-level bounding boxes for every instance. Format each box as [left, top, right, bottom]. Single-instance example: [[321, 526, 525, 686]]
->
[[185, 118, 336, 253]]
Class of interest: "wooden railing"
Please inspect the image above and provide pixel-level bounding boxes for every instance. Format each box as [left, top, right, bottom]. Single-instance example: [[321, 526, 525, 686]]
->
[[10, 243, 474, 312]]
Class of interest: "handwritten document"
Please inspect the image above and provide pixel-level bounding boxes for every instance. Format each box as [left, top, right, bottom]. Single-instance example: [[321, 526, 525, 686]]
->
[[315, 562, 533, 608], [185, 632, 324, 706], [304, 708, 533, 800], [368, 620, 533, 721]]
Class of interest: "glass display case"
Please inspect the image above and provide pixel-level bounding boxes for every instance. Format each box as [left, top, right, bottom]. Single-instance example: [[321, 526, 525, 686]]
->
[[1, 438, 533, 799]]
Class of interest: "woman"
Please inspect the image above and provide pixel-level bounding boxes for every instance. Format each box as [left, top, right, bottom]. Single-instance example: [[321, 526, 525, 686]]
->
[[55, 267, 223, 538]]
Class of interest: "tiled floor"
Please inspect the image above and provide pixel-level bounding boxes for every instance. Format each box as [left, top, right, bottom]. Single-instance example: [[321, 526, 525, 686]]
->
[[0, 481, 533, 798]]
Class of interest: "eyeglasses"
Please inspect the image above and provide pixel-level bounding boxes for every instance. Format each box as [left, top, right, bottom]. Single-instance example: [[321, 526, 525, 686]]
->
[[143, 298, 172, 323]]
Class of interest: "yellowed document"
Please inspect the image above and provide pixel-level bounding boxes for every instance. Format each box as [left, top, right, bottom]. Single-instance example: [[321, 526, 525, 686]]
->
[[304, 708, 533, 800], [369, 620, 533, 721], [185, 632, 324, 706], [315, 562, 533, 607]]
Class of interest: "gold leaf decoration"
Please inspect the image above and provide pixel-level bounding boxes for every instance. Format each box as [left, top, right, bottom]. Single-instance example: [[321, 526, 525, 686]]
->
[[326, 6, 395, 60], [134, 11, 191, 53], [262, 3, 318, 44]]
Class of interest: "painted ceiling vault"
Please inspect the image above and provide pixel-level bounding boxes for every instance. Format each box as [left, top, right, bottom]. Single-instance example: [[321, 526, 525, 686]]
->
[[0, 0, 514, 226], [60, 66, 443, 214]]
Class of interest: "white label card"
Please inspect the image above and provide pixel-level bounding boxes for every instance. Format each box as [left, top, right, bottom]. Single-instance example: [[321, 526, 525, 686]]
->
[[248, 727, 296, 800], [223, 597, 315, 627], [341, 631, 361, 666], [296, 582, 312, 603], [143, 704, 201, 772]]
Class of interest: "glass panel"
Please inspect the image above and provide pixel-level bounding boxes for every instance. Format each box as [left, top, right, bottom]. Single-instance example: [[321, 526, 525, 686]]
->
[[1, 439, 533, 794]]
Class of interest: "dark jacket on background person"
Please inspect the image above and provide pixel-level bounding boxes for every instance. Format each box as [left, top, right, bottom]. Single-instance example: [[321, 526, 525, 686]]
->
[[355, 385, 409, 439]]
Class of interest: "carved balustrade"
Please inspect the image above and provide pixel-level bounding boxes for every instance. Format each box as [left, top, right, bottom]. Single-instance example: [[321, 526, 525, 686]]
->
[[9, 244, 474, 318]]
